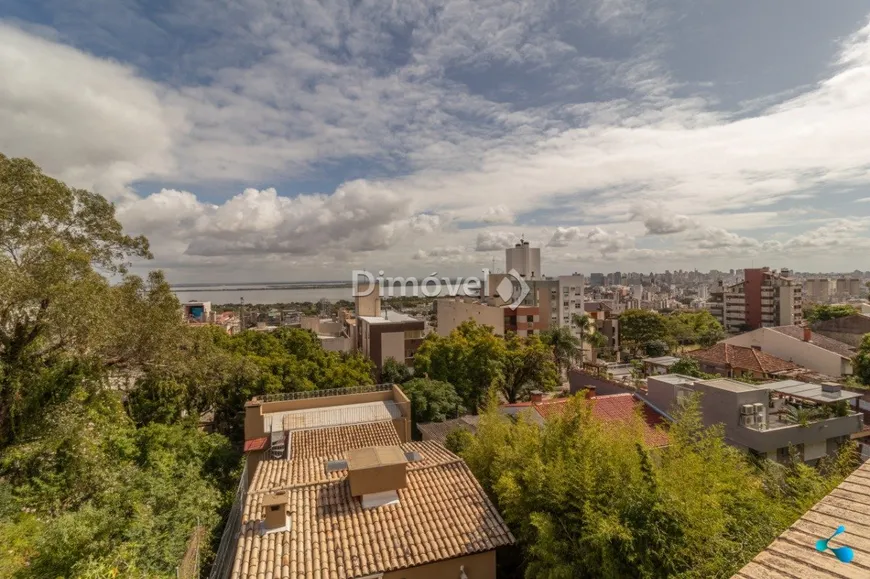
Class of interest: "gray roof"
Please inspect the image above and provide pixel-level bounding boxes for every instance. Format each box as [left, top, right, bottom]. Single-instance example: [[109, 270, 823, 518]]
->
[[733, 459, 870, 578], [770, 325, 856, 359], [643, 356, 682, 367], [264, 400, 402, 433], [416, 416, 480, 444], [697, 378, 764, 393], [765, 380, 862, 404]]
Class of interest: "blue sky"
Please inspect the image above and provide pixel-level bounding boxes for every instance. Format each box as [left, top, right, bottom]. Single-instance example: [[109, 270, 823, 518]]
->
[[1, 0, 870, 282]]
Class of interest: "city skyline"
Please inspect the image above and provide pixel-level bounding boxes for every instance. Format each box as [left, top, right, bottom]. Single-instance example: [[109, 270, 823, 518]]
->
[[2, 2, 870, 282]]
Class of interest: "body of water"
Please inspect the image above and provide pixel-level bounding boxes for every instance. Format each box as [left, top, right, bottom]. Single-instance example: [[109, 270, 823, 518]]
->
[[173, 287, 351, 305]]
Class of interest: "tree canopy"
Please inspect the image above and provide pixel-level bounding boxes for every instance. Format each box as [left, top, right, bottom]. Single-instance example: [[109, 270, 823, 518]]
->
[[459, 394, 858, 578], [854, 333, 870, 387], [804, 303, 860, 324], [401, 377, 464, 430], [617, 309, 669, 356]]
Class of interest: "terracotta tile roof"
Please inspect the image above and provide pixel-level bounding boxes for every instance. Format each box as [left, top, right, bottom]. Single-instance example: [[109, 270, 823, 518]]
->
[[770, 325, 856, 359], [506, 395, 669, 448], [234, 442, 514, 578], [415, 416, 479, 444], [688, 343, 798, 374], [290, 421, 401, 459], [733, 458, 870, 578], [250, 441, 457, 492]]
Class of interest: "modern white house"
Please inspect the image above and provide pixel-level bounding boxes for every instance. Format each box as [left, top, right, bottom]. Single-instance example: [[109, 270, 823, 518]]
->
[[722, 325, 856, 378]]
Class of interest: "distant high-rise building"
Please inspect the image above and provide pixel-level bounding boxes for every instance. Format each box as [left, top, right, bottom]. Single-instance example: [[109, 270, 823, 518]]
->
[[590, 273, 605, 287], [612, 271, 622, 285], [709, 267, 802, 332], [804, 278, 833, 303], [505, 238, 541, 279]]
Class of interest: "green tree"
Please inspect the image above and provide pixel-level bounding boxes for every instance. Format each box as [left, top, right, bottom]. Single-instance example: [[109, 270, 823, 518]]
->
[[0, 155, 158, 444], [444, 427, 475, 454], [643, 339, 669, 357], [668, 357, 716, 379], [805, 304, 860, 324], [618, 309, 668, 357], [381, 356, 413, 384], [571, 313, 596, 364], [413, 321, 504, 412], [500, 333, 559, 403], [401, 377, 464, 430], [851, 333, 870, 386], [461, 394, 851, 579], [540, 326, 579, 376]]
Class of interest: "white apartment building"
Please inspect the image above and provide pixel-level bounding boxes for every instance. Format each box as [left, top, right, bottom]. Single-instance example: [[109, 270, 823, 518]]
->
[[803, 278, 833, 303], [505, 239, 541, 279], [552, 275, 586, 338]]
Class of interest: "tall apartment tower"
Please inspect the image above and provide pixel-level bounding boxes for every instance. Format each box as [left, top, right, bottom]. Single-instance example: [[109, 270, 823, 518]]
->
[[505, 238, 541, 278], [710, 267, 802, 332], [804, 278, 833, 303]]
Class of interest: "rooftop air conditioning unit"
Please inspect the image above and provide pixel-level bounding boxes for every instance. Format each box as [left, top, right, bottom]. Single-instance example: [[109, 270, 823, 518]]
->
[[740, 404, 756, 415], [753, 403, 765, 415], [742, 415, 756, 427]]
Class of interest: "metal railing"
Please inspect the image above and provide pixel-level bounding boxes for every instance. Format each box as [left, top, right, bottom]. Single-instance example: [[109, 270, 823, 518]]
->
[[253, 384, 394, 403], [208, 464, 248, 579]]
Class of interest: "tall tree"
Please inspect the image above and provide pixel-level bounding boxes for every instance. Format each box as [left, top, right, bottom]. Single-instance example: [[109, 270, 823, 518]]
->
[[0, 155, 155, 444], [401, 377, 464, 430], [500, 333, 559, 403], [804, 304, 860, 324], [571, 313, 596, 364], [853, 333, 870, 387], [413, 321, 504, 412], [540, 326, 579, 376]]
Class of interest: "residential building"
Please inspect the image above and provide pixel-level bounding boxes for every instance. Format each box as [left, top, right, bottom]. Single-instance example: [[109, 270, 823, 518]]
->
[[835, 277, 863, 298], [734, 458, 870, 577], [723, 325, 856, 377], [585, 301, 619, 360], [232, 385, 514, 579], [710, 267, 803, 332], [687, 343, 799, 380], [647, 375, 863, 463], [182, 300, 212, 323], [505, 238, 541, 278], [436, 298, 505, 336], [812, 313, 870, 348], [356, 310, 425, 374], [301, 316, 351, 352], [803, 277, 833, 303], [642, 356, 682, 376], [555, 275, 586, 339], [590, 273, 606, 287]]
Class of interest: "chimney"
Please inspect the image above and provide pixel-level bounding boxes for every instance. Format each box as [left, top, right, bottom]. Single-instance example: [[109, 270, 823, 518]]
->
[[803, 327, 811, 342], [530, 390, 543, 404], [821, 382, 842, 394], [261, 490, 290, 532], [346, 446, 408, 507], [584, 387, 596, 399]]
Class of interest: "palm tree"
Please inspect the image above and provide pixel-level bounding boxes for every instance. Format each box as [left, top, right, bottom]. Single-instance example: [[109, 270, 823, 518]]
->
[[572, 313, 597, 364], [541, 326, 580, 377]]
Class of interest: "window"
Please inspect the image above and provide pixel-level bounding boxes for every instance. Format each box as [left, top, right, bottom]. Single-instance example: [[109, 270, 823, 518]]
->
[[526, 315, 534, 323], [528, 330, 534, 335]]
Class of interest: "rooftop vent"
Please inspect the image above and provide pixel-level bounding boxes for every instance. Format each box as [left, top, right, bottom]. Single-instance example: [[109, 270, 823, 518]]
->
[[325, 459, 348, 473], [821, 382, 842, 394], [346, 446, 408, 498], [261, 490, 290, 533], [404, 450, 423, 463]]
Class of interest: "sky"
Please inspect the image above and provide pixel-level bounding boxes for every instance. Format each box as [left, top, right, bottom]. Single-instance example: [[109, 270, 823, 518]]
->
[[2, 0, 870, 283]]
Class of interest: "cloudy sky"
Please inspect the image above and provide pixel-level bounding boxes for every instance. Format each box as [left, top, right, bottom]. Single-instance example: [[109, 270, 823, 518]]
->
[[2, 1, 870, 282]]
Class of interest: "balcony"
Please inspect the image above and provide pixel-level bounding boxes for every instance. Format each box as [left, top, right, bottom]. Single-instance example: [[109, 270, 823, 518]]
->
[[739, 412, 863, 454]]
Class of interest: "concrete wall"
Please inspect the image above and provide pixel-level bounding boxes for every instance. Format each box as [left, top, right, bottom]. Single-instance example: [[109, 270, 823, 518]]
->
[[381, 331, 406, 367], [300, 316, 320, 332], [319, 335, 350, 353], [567, 369, 633, 396], [813, 315, 870, 348], [437, 299, 505, 336], [382, 550, 496, 579], [723, 328, 851, 377]]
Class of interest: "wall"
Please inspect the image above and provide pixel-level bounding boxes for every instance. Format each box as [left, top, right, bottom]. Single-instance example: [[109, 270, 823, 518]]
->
[[381, 331, 406, 368], [568, 369, 633, 396], [436, 299, 505, 336], [744, 269, 763, 329], [382, 550, 496, 579], [301, 316, 320, 332], [723, 328, 849, 377], [813, 315, 870, 348], [319, 335, 350, 353]]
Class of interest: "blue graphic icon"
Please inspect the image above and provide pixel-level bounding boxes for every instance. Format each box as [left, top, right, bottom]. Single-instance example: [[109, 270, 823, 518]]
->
[[815, 525, 854, 563]]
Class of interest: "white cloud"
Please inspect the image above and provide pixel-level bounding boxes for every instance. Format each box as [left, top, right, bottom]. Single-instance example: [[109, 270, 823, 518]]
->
[[475, 231, 518, 251], [0, 23, 182, 198], [480, 205, 516, 224]]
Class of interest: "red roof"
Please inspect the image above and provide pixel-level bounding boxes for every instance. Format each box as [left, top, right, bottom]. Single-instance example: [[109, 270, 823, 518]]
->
[[504, 395, 669, 448], [243, 436, 268, 453], [688, 343, 798, 374]]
